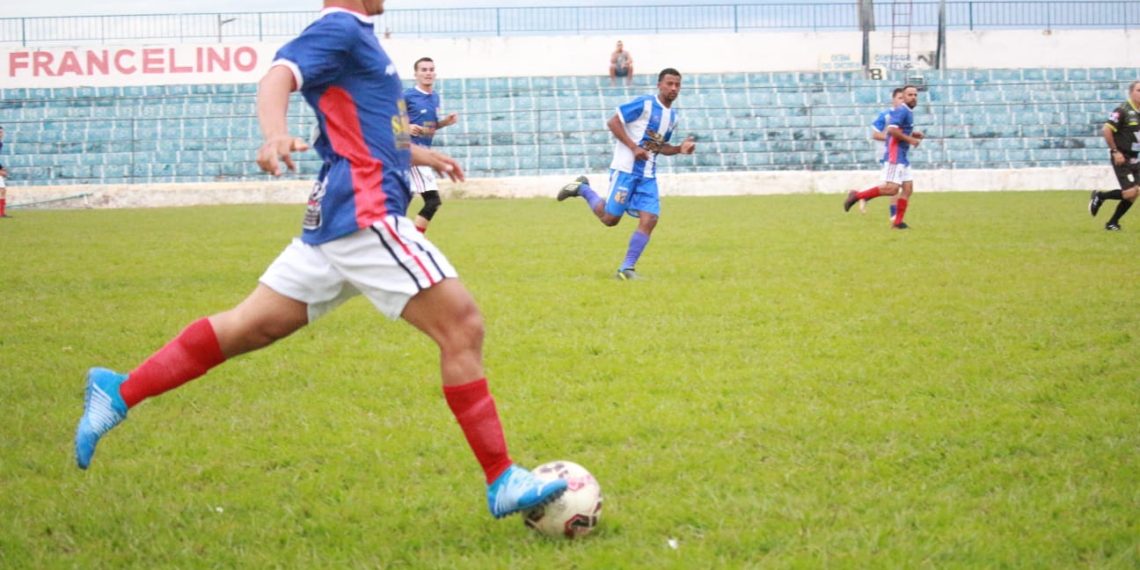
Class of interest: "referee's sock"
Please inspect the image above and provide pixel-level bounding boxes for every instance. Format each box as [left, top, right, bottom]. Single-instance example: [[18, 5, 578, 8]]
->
[[1102, 189, 1124, 201], [119, 318, 226, 407], [1107, 199, 1133, 225]]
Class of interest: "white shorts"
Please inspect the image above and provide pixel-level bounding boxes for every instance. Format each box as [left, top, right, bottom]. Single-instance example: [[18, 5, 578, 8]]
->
[[0, 176, 6, 189], [259, 215, 458, 322], [408, 165, 439, 194], [881, 163, 913, 185]]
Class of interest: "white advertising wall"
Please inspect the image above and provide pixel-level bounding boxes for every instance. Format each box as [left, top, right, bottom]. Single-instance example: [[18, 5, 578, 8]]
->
[[2, 29, 1137, 88]]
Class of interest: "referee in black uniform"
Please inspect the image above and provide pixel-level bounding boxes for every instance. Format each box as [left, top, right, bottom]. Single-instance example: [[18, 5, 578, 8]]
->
[[1089, 80, 1140, 231]]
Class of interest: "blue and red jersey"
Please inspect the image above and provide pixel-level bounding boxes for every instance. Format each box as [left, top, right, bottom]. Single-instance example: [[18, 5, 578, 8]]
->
[[271, 8, 412, 245], [404, 87, 442, 148], [882, 105, 915, 166]]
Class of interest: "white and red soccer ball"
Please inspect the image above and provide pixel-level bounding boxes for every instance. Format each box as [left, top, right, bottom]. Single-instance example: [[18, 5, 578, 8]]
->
[[523, 460, 602, 539]]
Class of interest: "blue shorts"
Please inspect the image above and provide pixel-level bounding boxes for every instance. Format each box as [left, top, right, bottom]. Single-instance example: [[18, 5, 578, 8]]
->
[[604, 170, 660, 218]]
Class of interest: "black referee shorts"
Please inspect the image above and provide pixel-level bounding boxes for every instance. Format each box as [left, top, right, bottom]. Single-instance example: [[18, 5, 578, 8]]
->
[[1112, 159, 1140, 190]]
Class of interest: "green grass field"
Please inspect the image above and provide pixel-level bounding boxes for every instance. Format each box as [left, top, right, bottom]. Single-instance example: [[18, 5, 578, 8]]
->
[[1, 192, 1137, 568]]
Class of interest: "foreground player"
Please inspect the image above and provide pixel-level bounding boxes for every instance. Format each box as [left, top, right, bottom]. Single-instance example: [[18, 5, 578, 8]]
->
[[848, 88, 905, 215], [844, 85, 924, 228], [404, 56, 458, 233], [1088, 80, 1140, 231], [557, 67, 696, 280], [74, 0, 566, 520]]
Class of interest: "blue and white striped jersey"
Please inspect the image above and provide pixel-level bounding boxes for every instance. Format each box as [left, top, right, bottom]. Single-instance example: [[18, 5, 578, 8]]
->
[[610, 94, 679, 178]]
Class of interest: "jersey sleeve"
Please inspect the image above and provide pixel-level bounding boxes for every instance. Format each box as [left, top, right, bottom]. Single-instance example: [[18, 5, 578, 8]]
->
[[871, 111, 887, 132], [616, 96, 648, 124], [1105, 105, 1124, 131], [886, 106, 905, 129], [271, 16, 355, 91]]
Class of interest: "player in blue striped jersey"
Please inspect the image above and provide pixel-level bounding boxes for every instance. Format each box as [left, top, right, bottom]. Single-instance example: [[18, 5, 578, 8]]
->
[[404, 56, 458, 233], [557, 68, 696, 280]]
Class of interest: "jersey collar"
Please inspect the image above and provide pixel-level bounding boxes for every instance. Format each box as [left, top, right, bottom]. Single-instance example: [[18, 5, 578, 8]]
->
[[319, 7, 375, 24]]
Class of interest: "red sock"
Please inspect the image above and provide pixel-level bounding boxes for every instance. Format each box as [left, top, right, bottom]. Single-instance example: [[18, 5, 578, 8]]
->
[[855, 186, 881, 201], [0, 198, 6, 216], [120, 318, 226, 408], [894, 198, 909, 224], [443, 378, 513, 484], [416, 226, 427, 233]]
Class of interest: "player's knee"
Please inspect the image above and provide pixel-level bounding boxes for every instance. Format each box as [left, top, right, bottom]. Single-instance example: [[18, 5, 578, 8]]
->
[[418, 191, 442, 220]]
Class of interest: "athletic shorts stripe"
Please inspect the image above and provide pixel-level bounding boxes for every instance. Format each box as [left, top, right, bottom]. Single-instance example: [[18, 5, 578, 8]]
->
[[377, 217, 440, 288]]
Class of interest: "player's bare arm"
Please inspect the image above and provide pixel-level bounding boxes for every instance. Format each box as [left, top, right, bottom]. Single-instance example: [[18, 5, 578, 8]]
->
[[411, 144, 465, 182], [1104, 124, 1126, 166], [658, 135, 696, 156], [607, 114, 650, 161], [256, 65, 309, 176]]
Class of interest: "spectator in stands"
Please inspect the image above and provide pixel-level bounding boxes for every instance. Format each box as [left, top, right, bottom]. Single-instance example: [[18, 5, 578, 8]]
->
[[557, 68, 696, 280], [1088, 80, 1140, 231], [0, 125, 9, 218], [846, 87, 905, 216], [72, 0, 567, 523], [405, 56, 459, 233], [609, 41, 634, 86], [844, 84, 925, 229]]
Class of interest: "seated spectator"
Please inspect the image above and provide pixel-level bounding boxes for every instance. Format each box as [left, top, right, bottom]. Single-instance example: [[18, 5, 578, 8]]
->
[[609, 41, 634, 86]]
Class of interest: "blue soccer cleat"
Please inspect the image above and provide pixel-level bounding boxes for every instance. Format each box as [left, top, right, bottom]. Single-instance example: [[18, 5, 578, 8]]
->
[[75, 367, 129, 470], [487, 464, 568, 519]]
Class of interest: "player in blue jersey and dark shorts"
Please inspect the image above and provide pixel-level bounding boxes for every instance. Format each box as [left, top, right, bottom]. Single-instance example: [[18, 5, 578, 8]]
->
[[404, 56, 458, 233], [844, 85, 924, 229], [558, 68, 696, 280], [73, 0, 566, 521], [1088, 80, 1140, 231]]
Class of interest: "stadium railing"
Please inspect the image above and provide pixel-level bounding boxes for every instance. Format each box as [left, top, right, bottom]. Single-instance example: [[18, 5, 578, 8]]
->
[[0, 2, 1136, 47]]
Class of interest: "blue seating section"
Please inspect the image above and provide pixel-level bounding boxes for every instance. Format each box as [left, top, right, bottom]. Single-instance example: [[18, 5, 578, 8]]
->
[[0, 68, 1133, 186]]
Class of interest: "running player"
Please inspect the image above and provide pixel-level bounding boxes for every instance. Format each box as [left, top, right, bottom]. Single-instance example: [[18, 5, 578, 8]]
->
[[847, 87, 905, 215], [557, 67, 696, 280], [73, 0, 566, 521], [844, 85, 924, 229], [1088, 80, 1140, 231], [404, 56, 458, 233]]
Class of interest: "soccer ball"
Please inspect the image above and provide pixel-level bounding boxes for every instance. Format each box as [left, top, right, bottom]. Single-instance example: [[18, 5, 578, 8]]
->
[[524, 460, 602, 539]]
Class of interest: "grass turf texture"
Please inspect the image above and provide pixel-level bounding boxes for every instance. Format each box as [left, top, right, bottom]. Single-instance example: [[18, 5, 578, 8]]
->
[[1, 192, 1137, 568]]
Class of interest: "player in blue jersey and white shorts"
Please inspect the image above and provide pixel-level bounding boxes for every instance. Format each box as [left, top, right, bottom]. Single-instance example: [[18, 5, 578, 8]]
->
[[844, 85, 924, 229], [73, 0, 566, 521], [846, 87, 904, 216], [558, 68, 696, 280], [404, 56, 458, 233]]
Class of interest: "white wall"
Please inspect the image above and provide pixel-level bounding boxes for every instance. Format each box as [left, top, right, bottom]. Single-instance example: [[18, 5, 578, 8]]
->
[[2, 29, 1137, 88]]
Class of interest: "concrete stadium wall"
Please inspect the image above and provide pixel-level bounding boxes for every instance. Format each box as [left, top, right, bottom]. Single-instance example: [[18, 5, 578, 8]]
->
[[6, 166, 1113, 210]]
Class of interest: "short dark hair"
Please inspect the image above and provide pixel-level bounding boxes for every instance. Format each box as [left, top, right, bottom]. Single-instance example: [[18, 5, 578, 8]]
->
[[414, 57, 434, 72], [1130, 80, 1140, 92], [658, 68, 681, 82], [891, 87, 905, 97], [902, 84, 919, 92]]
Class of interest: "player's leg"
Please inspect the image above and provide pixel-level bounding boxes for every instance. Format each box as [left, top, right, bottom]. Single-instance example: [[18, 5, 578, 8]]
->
[[1089, 162, 1132, 218], [75, 285, 309, 469], [1103, 165, 1138, 230], [412, 166, 441, 233], [893, 175, 914, 228], [74, 238, 346, 469], [844, 167, 891, 212], [0, 179, 7, 218], [617, 178, 659, 280], [398, 264, 566, 516], [558, 174, 620, 224]]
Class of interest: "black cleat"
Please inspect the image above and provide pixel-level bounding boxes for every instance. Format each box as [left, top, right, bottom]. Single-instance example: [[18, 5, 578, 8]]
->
[[615, 268, 641, 280], [843, 190, 858, 212], [1089, 191, 1104, 217], [557, 176, 589, 201], [1105, 222, 1122, 231], [891, 222, 910, 230]]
